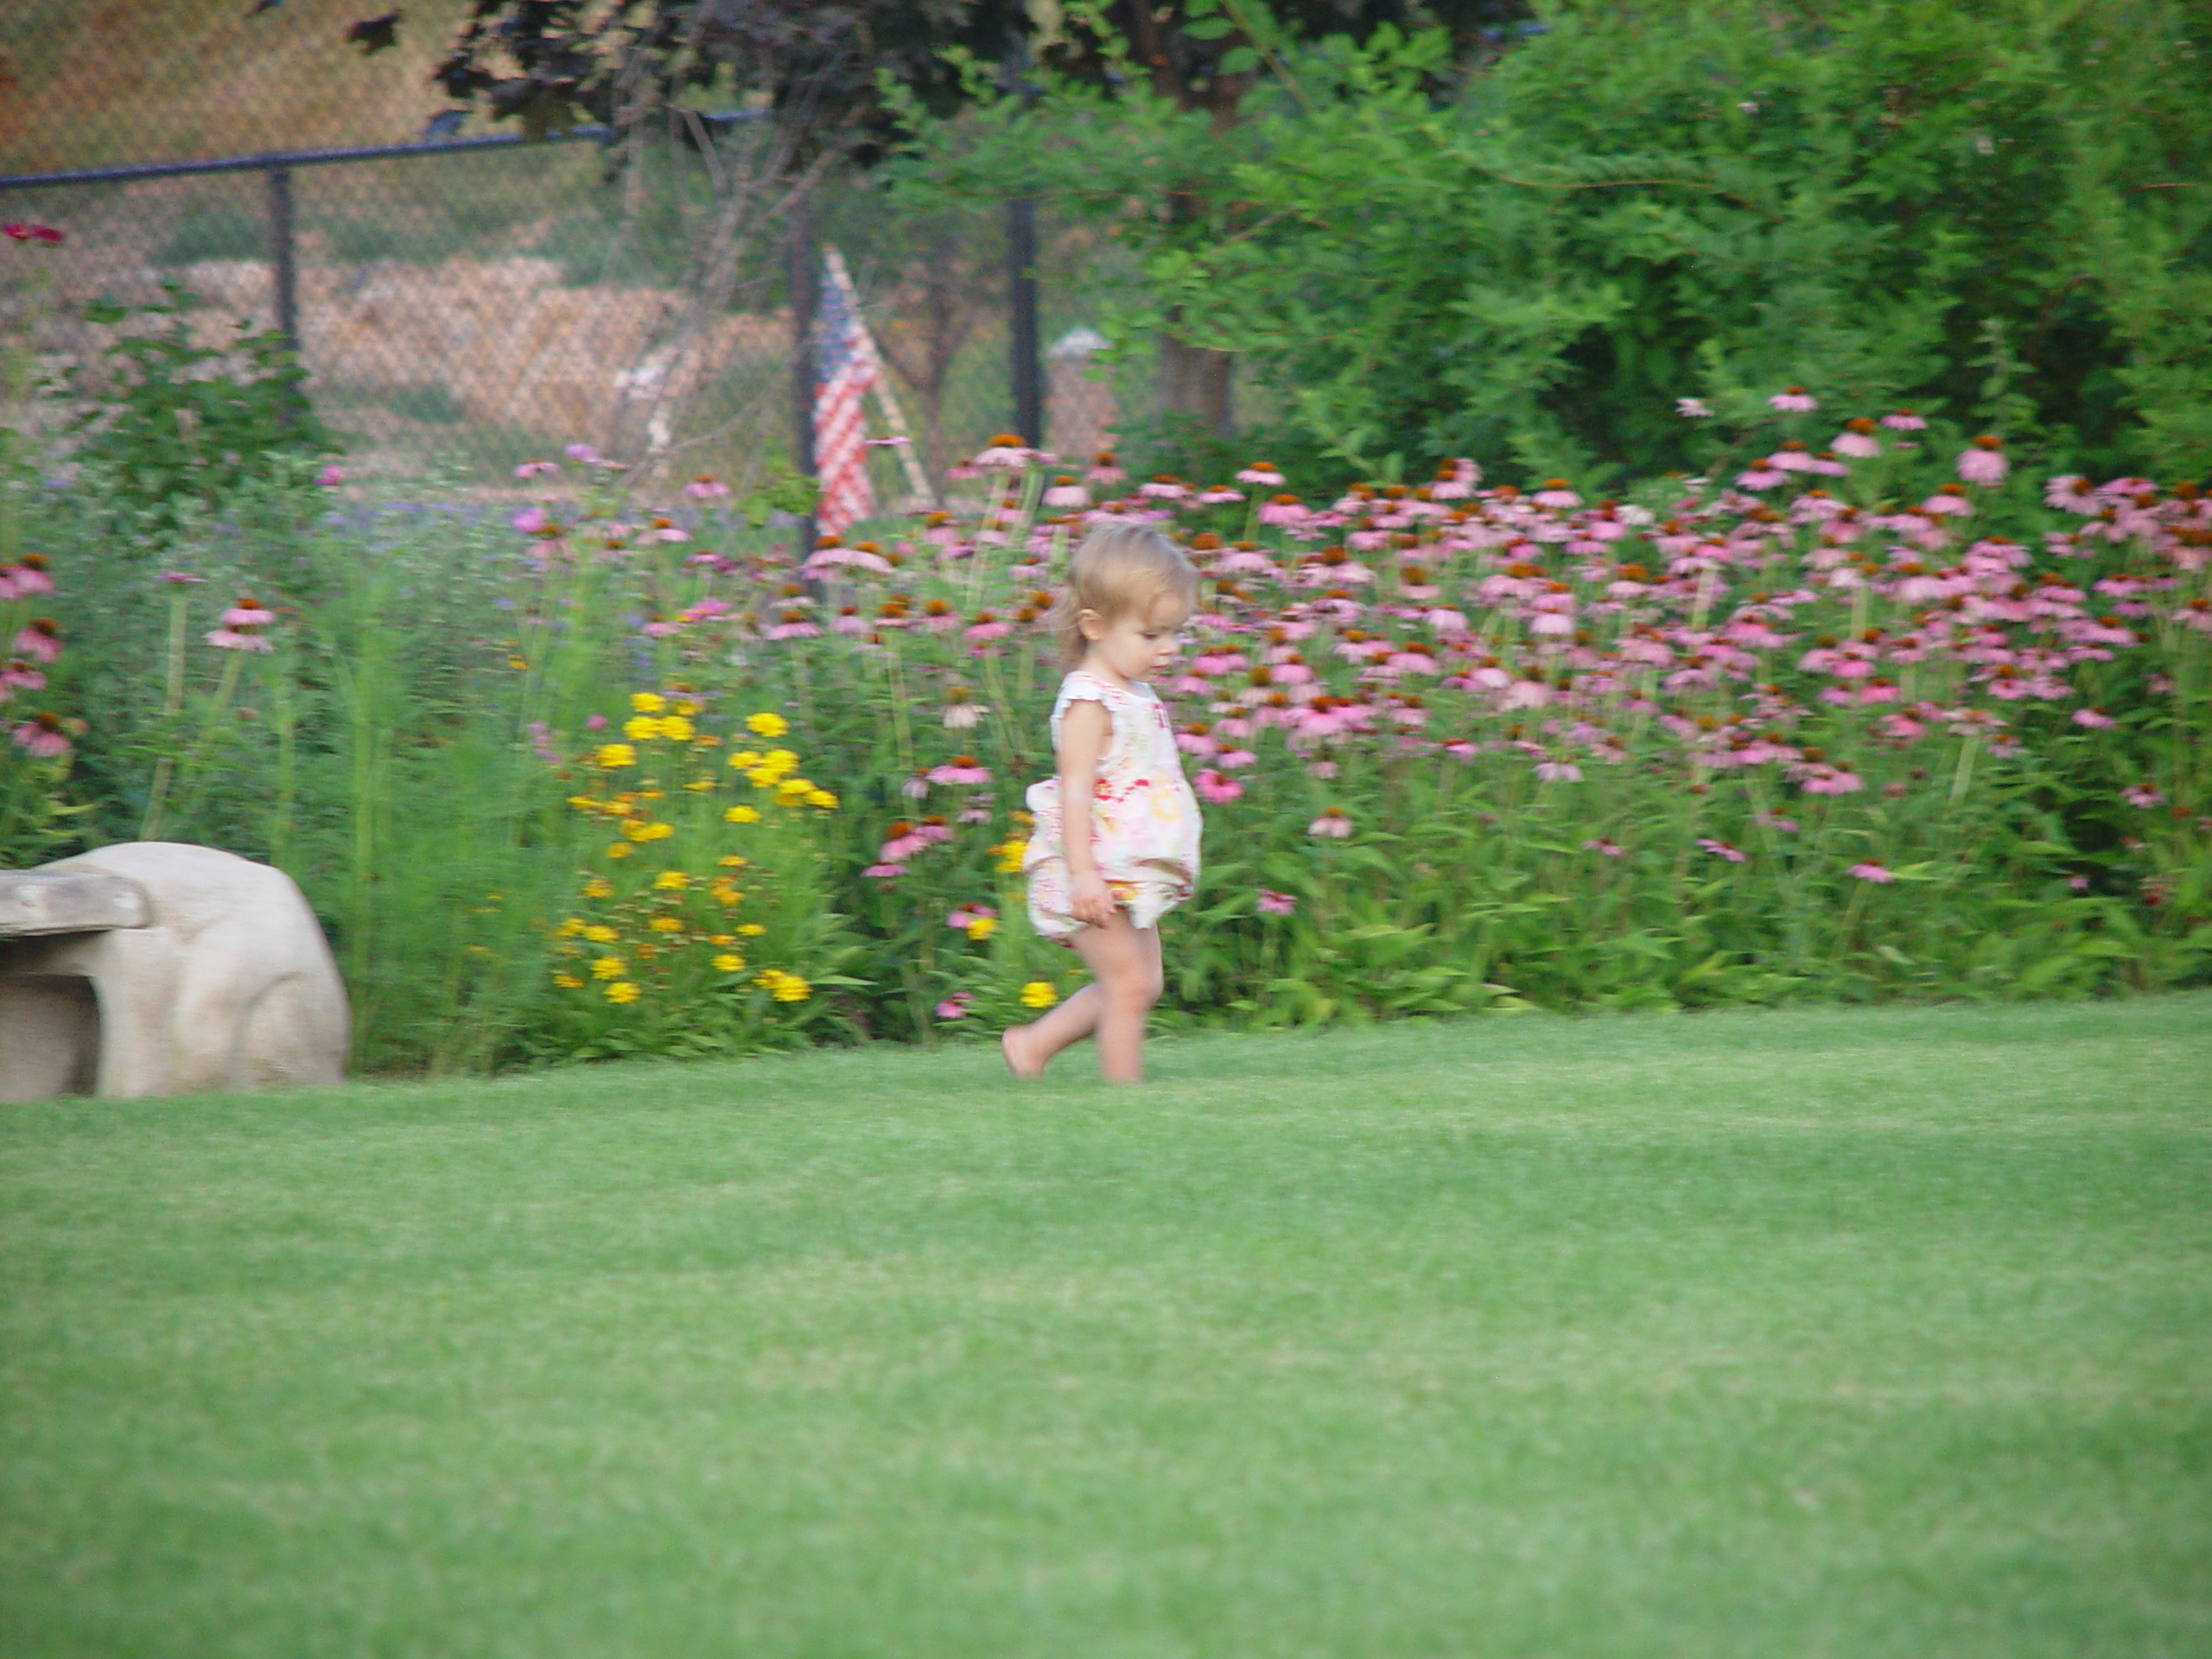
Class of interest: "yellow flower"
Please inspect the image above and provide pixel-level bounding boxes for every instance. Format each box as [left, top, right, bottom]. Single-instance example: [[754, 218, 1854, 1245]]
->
[[653, 870, 689, 891], [658, 715, 695, 741], [672, 698, 700, 717], [583, 876, 613, 899], [737, 922, 766, 937], [507, 655, 528, 671], [605, 980, 640, 1004], [712, 952, 746, 973], [747, 711, 790, 738], [623, 821, 673, 842], [992, 836, 1027, 873], [728, 749, 762, 770], [718, 855, 747, 868], [709, 933, 735, 945], [567, 794, 600, 812], [724, 804, 760, 823], [775, 779, 812, 805], [631, 692, 666, 714], [595, 743, 635, 769], [553, 973, 583, 988], [756, 968, 810, 1002], [623, 715, 661, 741], [1020, 980, 1058, 1008], [805, 788, 838, 810], [556, 917, 586, 938], [683, 779, 715, 792], [592, 956, 626, 979], [582, 924, 618, 944], [606, 842, 632, 859], [966, 917, 998, 942], [648, 916, 683, 932], [711, 884, 741, 906]]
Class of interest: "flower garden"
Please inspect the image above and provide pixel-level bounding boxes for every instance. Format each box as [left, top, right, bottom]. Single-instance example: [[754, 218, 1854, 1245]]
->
[[10, 385, 2208, 1071]]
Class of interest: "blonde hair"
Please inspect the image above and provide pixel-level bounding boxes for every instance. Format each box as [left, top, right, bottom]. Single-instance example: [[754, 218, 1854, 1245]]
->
[[1047, 524, 1198, 665]]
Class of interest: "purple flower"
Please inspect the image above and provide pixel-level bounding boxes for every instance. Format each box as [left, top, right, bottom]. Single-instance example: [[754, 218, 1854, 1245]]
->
[[1957, 436, 2009, 486], [1770, 386, 1819, 412], [1256, 889, 1296, 916], [1847, 862, 1896, 883]]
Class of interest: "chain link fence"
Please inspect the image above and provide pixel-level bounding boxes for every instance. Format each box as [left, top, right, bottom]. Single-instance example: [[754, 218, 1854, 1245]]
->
[[2, 10, 1132, 507]]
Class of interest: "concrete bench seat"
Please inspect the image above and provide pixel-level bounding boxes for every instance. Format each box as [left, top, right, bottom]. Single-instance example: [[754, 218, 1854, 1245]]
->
[[0, 843, 350, 1102]]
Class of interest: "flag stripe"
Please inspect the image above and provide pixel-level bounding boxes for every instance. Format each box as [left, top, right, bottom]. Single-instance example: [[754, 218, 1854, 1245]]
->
[[813, 255, 878, 536]]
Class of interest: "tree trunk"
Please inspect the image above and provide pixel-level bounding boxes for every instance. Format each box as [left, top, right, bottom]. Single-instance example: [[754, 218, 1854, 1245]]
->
[[1158, 330, 1234, 438]]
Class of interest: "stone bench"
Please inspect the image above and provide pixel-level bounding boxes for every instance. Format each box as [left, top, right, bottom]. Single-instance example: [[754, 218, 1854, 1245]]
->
[[0, 842, 350, 1102]]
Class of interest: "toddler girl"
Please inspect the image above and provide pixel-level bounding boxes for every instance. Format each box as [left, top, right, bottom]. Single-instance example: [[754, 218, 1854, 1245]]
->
[[1002, 525, 1201, 1084]]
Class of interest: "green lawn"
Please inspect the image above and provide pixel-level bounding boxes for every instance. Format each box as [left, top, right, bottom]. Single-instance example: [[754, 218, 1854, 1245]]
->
[[3, 1000, 2209, 1658]]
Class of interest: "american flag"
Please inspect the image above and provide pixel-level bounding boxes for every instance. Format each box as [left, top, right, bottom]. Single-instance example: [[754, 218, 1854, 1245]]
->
[[813, 251, 879, 536]]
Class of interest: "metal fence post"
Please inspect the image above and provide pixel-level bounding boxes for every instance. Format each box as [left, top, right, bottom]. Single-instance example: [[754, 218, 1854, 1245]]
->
[[1007, 196, 1042, 447], [788, 194, 818, 550], [266, 164, 298, 356]]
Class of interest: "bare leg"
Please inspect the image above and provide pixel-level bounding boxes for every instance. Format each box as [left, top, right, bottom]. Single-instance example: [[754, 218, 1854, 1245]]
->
[[1001, 914, 1163, 1083]]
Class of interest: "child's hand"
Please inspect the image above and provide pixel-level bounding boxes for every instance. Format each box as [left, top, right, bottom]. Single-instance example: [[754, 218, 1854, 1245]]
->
[[1068, 870, 1116, 929]]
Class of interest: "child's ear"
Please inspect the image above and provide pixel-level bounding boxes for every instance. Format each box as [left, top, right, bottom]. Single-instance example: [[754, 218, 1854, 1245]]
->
[[1077, 608, 1106, 641]]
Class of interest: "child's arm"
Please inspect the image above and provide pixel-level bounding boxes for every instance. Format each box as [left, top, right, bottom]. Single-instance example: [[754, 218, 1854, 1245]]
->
[[1056, 698, 1116, 928]]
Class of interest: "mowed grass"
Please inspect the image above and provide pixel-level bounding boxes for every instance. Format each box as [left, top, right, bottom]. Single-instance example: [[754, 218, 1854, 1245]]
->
[[3, 1001, 2209, 1658]]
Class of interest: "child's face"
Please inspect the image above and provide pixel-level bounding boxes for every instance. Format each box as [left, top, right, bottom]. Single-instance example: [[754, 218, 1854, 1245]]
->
[[1082, 592, 1189, 683]]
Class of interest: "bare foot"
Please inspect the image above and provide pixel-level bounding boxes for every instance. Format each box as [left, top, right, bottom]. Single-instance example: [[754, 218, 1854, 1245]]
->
[[1001, 1024, 1045, 1079]]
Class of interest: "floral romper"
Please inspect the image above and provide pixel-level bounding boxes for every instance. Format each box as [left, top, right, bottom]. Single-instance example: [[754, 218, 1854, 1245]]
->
[[1024, 670, 1202, 939]]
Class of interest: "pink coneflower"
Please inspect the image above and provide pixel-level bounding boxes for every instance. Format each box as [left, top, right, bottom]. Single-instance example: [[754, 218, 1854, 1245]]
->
[[222, 599, 276, 627], [862, 862, 907, 880], [2071, 707, 2115, 728], [205, 626, 274, 652], [945, 904, 997, 931], [1255, 888, 1296, 916], [2122, 784, 2166, 808], [1, 659, 46, 693], [1847, 861, 1896, 883], [3, 223, 64, 245], [2044, 475, 2098, 512], [683, 474, 733, 499], [1308, 808, 1353, 837], [1533, 478, 1582, 509], [1137, 476, 1191, 501], [927, 755, 992, 786], [964, 613, 1013, 645], [1582, 837, 1624, 856], [511, 505, 551, 535], [1755, 811, 1800, 834], [1043, 477, 1090, 509], [1197, 485, 1244, 505], [1086, 452, 1127, 486], [1832, 418, 1882, 458], [1736, 466, 1788, 490], [1957, 435, 2008, 486], [563, 443, 601, 463], [1770, 386, 1818, 412], [316, 462, 346, 486], [5, 556, 54, 596], [159, 569, 204, 586], [1880, 410, 1928, 430], [1236, 463, 1286, 486], [940, 686, 984, 728], [1257, 494, 1309, 527], [13, 619, 61, 663], [1676, 397, 1713, 418], [12, 712, 69, 756], [1195, 768, 1243, 804], [935, 991, 974, 1020], [765, 610, 822, 640], [1215, 747, 1256, 769], [1534, 760, 1584, 783], [514, 458, 559, 479], [973, 435, 1036, 469], [1698, 837, 1748, 862]]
